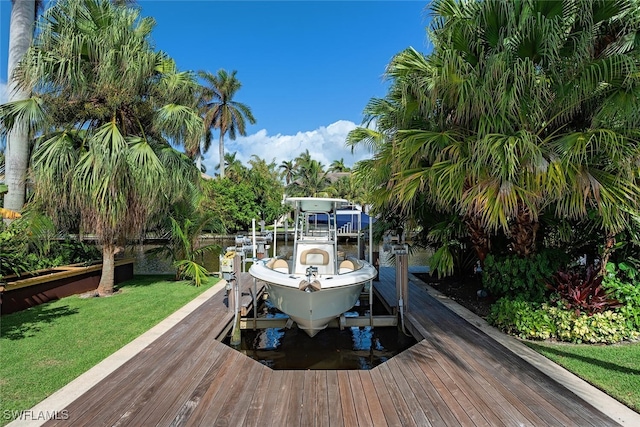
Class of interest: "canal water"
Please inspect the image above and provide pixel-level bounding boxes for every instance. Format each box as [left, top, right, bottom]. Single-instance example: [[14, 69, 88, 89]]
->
[[225, 297, 417, 370], [126, 238, 431, 275]]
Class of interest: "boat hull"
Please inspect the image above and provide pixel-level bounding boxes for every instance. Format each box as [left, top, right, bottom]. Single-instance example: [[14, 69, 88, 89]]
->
[[249, 259, 377, 337], [264, 281, 365, 337]]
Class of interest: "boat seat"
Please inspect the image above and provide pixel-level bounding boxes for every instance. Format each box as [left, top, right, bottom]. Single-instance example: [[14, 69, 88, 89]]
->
[[299, 248, 330, 266], [272, 258, 289, 273], [339, 259, 355, 274]]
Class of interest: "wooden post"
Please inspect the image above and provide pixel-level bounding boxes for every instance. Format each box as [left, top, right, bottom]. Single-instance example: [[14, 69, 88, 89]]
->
[[253, 277, 258, 330], [399, 253, 409, 312], [230, 254, 242, 346], [394, 246, 409, 315]]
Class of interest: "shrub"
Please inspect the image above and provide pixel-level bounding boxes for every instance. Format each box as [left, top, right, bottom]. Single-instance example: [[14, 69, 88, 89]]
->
[[482, 249, 568, 301], [1, 217, 100, 278], [544, 303, 637, 344], [0, 220, 30, 277], [488, 298, 554, 340], [488, 298, 638, 344], [548, 266, 622, 316], [603, 262, 640, 331]]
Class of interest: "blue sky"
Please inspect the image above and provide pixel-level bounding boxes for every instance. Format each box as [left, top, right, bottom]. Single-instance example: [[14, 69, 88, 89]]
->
[[1, 0, 432, 171]]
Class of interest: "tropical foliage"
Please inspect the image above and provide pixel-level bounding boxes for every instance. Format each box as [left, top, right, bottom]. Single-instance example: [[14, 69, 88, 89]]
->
[[488, 297, 638, 344], [0, 0, 202, 295], [0, 212, 100, 279], [344, 0, 640, 343], [349, 0, 640, 277], [146, 185, 224, 286], [197, 69, 256, 178], [201, 153, 286, 232]]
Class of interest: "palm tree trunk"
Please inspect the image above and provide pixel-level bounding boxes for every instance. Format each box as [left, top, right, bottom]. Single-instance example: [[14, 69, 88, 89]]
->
[[464, 213, 490, 264], [97, 244, 116, 296], [219, 133, 225, 178], [508, 204, 539, 258], [3, 0, 36, 212], [599, 234, 616, 276]]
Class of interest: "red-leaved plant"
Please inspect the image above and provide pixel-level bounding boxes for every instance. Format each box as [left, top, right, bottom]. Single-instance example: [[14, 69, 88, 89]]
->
[[547, 266, 622, 315]]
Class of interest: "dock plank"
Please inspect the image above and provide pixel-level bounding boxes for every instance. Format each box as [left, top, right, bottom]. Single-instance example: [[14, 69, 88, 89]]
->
[[368, 368, 404, 427], [178, 349, 245, 426], [375, 363, 419, 427], [265, 371, 294, 427], [300, 370, 317, 427], [337, 370, 359, 427], [313, 370, 330, 427], [326, 371, 344, 427], [242, 363, 275, 427], [212, 356, 268, 427], [357, 371, 387, 427], [41, 269, 624, 427], [347, 370, 374, 427], [405, 342, 489, 426], [284, 371, 306, 426]]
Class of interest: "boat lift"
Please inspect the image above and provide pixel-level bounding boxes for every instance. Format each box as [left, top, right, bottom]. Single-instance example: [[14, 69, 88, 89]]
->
[[223, 218, 409, 340]]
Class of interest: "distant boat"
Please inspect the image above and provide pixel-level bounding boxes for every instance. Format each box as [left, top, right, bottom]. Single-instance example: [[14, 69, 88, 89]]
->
[[249, 197, 377, 337]]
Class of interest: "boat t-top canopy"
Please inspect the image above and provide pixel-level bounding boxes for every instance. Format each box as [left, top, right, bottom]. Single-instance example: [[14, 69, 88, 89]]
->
[[285, 197, 348, 213]]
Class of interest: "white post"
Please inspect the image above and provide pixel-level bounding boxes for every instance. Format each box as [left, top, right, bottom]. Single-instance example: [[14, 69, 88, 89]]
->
[[273, 220, 277, 258], [369, 212, 374, 326], [368, 212, 373, 263], [252, 218, 257, 259]]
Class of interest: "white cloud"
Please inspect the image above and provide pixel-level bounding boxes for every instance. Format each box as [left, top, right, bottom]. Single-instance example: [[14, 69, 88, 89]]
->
[[202, 119, 375, 174]]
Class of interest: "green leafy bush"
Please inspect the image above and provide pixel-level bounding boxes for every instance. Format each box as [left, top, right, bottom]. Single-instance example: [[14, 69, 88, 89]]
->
[[1, 217, 100, 278], [488, 298, 638, 344], [482, 249, 568, 301], [488, 298, 554, 340], [544, 303, 637, 344], [603, 262, 640, 331], [0, 220, 31, 277]]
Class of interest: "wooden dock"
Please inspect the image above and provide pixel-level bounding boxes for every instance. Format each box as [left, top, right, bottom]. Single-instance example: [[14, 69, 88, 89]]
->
[[39, 267, 626, 426]]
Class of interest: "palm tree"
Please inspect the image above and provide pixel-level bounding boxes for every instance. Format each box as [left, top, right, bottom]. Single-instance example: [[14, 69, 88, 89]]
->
[[218, 151, 246, 182], [0, 0, 203, 295], [148, 185, 223, 286], [2, 0, 41, 213], [294, 149, 313, 169], [352, 0, 640, 267], [279, 160, 295, 185], [198, 69, 256, 179], [289, 159, 330, 197], [329, 158, 350, 173]]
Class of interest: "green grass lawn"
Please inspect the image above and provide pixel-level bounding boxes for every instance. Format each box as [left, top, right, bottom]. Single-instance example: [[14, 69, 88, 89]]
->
[[525, 340, 640, 413], [0, 275, 219, 425]]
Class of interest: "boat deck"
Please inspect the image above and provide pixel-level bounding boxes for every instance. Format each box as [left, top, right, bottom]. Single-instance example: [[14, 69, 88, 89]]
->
[[37, 267, 630, 426]]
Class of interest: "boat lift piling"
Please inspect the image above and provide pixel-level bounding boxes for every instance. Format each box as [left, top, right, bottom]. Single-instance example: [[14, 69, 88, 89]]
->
[[229, 254, 243, 346]]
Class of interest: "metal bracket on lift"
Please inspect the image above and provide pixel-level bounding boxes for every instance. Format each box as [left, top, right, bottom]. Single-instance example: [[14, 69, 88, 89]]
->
[[339, 314, 347, 330]]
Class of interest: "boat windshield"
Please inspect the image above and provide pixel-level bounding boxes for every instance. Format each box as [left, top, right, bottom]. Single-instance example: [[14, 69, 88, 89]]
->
[[304, 213, 335, 239]]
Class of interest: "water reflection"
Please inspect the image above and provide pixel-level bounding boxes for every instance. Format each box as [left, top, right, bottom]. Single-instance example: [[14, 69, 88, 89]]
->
[[228, 298, 416, 370]]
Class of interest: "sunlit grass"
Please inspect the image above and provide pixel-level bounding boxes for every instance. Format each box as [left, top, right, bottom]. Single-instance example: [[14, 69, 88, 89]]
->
[[525, 340, 640, 412], [0, 275, 219, 425]]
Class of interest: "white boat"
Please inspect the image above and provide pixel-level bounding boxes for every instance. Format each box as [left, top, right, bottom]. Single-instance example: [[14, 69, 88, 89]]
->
[[249, 197, 378, 337]]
